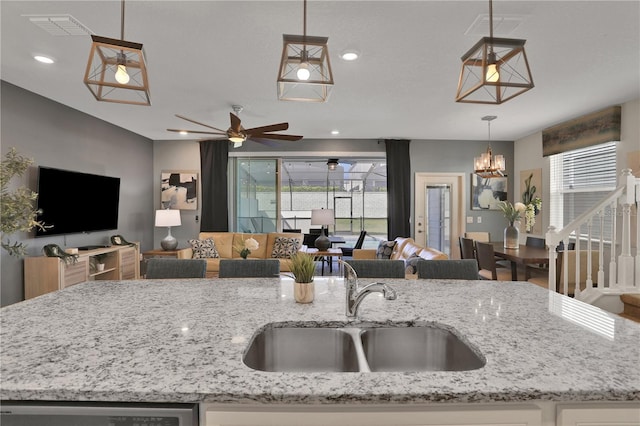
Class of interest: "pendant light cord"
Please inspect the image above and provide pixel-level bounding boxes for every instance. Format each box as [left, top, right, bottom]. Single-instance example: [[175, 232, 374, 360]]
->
[[120, 0, 125, 40], [303, 0, 307, 38], [488, 0, 493, 40]]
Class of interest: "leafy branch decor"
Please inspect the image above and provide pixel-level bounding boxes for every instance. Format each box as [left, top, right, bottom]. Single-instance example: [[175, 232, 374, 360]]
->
[[0, 148, 47, 256]]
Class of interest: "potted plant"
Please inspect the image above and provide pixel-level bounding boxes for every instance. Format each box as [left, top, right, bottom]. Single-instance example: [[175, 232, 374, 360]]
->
[[91, 253, 109, 273], [288, 252, 316, 303]]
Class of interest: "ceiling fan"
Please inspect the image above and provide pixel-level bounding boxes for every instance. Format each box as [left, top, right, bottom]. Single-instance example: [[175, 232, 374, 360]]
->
[[167, 105, 303, 148]]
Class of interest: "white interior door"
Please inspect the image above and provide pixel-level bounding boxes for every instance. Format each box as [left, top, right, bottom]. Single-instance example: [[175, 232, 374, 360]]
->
[[414, 173, 465, 259]]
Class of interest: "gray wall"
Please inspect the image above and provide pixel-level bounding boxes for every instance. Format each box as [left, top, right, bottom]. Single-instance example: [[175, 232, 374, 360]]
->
[[411, 139, 515, 241], [1, 81, 154, 306]]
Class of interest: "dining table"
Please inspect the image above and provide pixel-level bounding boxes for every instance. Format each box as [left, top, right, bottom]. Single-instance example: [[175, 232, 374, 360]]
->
[[491, 242, 550, 281]]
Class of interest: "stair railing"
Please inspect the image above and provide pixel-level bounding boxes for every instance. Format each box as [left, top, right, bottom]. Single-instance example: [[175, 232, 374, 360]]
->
[[545, 169, 639, 297]]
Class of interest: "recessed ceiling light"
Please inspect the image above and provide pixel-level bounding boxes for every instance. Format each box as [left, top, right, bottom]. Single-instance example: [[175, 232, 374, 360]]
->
[[34, 55, 54, 64], [179, 131, 188, 135], [331, 130, 340, 135], [340, 50, 359, 61]]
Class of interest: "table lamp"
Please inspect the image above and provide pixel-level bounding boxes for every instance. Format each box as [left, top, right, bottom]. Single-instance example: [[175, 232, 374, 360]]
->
[[310, 208, 334, 251], [155, 209, 181, 250]]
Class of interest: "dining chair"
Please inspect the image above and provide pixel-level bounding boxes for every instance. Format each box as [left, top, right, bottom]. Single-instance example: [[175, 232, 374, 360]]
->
[[416, 259, 479, 280], [341, 230, 367, 258], [475, 242, 512, 281], [524, 236, 548, 279], [344, 259, 406, 278], [145, 258, 207, 279], [528, 250, 599, 296], [458, 236, 475, 260], [218, 259, 280, 278]]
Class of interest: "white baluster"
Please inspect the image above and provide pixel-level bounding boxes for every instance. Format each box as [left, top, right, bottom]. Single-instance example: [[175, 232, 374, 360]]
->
[[598, 210, 605, 290], [609, 203, 617, 287]]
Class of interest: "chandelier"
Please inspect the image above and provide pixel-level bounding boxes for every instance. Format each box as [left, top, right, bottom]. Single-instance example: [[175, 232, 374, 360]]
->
[[474, 116, 505, 178], [455, 0, 534, 104]]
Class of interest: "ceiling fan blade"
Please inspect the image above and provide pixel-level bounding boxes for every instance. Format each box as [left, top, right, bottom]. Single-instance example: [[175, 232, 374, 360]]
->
[[167, 128, 226, 136], [175, 114, 227, 133], [250, 133, 303, 141], [230, 113, 242, 133], [244, 122, 289, 134]]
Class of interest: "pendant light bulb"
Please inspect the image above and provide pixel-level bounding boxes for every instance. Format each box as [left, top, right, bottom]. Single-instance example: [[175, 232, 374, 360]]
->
[[297, 62, 310, 81], [486, 63, 499, 83], [485, 51, 499, 83], [115, 64, 130, 84]]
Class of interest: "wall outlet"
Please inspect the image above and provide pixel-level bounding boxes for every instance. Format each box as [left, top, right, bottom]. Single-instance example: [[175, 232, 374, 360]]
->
[[466, 216, 473, 224], [477, 216, 482, 224]]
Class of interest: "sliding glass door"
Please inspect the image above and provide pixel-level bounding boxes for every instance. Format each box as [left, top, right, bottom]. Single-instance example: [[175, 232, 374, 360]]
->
[[234, 158, 278, 233]]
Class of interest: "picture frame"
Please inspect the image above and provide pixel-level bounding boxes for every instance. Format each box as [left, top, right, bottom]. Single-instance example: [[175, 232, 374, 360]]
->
[[471, 174, 507, 210], [161, 170, 198, 210]]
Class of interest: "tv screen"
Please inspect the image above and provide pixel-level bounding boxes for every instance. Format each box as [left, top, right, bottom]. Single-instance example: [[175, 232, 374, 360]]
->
[[35, 167, 121, 237]]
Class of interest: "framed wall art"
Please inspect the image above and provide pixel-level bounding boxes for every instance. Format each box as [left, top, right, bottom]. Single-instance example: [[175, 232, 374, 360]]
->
[[471, 174, 507, 210], [161, 170, 198, 210]]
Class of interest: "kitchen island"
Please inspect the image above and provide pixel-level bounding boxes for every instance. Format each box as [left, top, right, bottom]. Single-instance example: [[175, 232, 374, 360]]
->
[[1, 277, 639, 425]]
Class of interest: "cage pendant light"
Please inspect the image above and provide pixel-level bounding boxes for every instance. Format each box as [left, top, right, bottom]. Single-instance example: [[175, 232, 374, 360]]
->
[[455, 0, 533, 104], [84, 0, 151, 106], [277, 0, 334, 102], [474, 116, 505, 178]]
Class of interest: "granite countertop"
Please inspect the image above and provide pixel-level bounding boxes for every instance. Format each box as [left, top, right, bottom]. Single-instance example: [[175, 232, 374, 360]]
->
[[1, 277, 639, 405]]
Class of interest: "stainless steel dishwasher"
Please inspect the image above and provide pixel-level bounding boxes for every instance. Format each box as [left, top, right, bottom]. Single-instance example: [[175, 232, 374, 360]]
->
[[0, 401, 198, 426]]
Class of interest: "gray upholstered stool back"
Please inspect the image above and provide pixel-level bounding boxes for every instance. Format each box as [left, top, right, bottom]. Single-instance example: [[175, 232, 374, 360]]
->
[[218, 259, 280, 278], [145, 258, 207, 279], [416, 259, 479, 280], [344, 259, 405, 278]]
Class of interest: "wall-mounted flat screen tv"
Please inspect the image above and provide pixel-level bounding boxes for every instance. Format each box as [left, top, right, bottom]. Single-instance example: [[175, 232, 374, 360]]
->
[[35, 166, 121, 237]]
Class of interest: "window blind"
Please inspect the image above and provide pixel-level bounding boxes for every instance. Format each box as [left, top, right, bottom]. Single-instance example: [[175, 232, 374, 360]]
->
[[549, 141, 617, 241]]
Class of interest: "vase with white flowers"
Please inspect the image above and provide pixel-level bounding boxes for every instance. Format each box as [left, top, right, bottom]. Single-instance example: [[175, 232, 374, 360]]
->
[[522, 173, 542, 233], [234, 236, 259, 259], [498, 201, 526, 249]]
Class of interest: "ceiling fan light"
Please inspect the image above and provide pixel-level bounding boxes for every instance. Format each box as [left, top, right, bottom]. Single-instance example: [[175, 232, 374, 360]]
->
[[229, 136, 245, 144], [232, 141, 244, 148]]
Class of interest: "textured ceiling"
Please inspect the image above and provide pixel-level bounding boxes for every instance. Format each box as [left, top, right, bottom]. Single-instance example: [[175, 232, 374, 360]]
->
[[1, 1, 638, 143]]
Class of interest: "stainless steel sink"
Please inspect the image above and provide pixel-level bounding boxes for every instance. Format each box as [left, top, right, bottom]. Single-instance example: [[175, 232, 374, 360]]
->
[[242, 327, 360, 372], [243, 323, 485, 373], [360, 326, 485, 372]]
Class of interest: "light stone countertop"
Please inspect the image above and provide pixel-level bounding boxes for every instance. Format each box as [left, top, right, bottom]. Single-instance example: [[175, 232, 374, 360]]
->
[[1, 277, 639, 405]]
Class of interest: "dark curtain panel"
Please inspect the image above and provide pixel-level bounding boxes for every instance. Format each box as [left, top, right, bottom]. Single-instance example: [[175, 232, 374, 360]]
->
[[385, 139, 411, 239], [199, 140, 229, 231]]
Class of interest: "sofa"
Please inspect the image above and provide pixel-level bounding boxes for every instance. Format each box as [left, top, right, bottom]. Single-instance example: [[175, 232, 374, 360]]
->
[[177, 232, 303, 278], [353, 236, 448, 278]]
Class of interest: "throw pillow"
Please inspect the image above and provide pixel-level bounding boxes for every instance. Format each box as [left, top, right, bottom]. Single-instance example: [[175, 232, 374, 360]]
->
[[376, 240, 397, 259], [188, 238, 219, 259], [405, 252, 422, 274], [271, 237, 301, 259]]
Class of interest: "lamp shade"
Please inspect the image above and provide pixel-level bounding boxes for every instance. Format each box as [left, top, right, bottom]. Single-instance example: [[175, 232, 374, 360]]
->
[[155, 209, 181, 227], [311, 208, 334, 226]]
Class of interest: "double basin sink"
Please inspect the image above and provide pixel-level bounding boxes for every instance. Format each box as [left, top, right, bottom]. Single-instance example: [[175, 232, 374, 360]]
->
[[242, 322, 485, 373]]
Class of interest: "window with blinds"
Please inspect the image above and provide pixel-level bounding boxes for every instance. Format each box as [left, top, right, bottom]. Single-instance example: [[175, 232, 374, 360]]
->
[[549, 141, 618, 241]]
